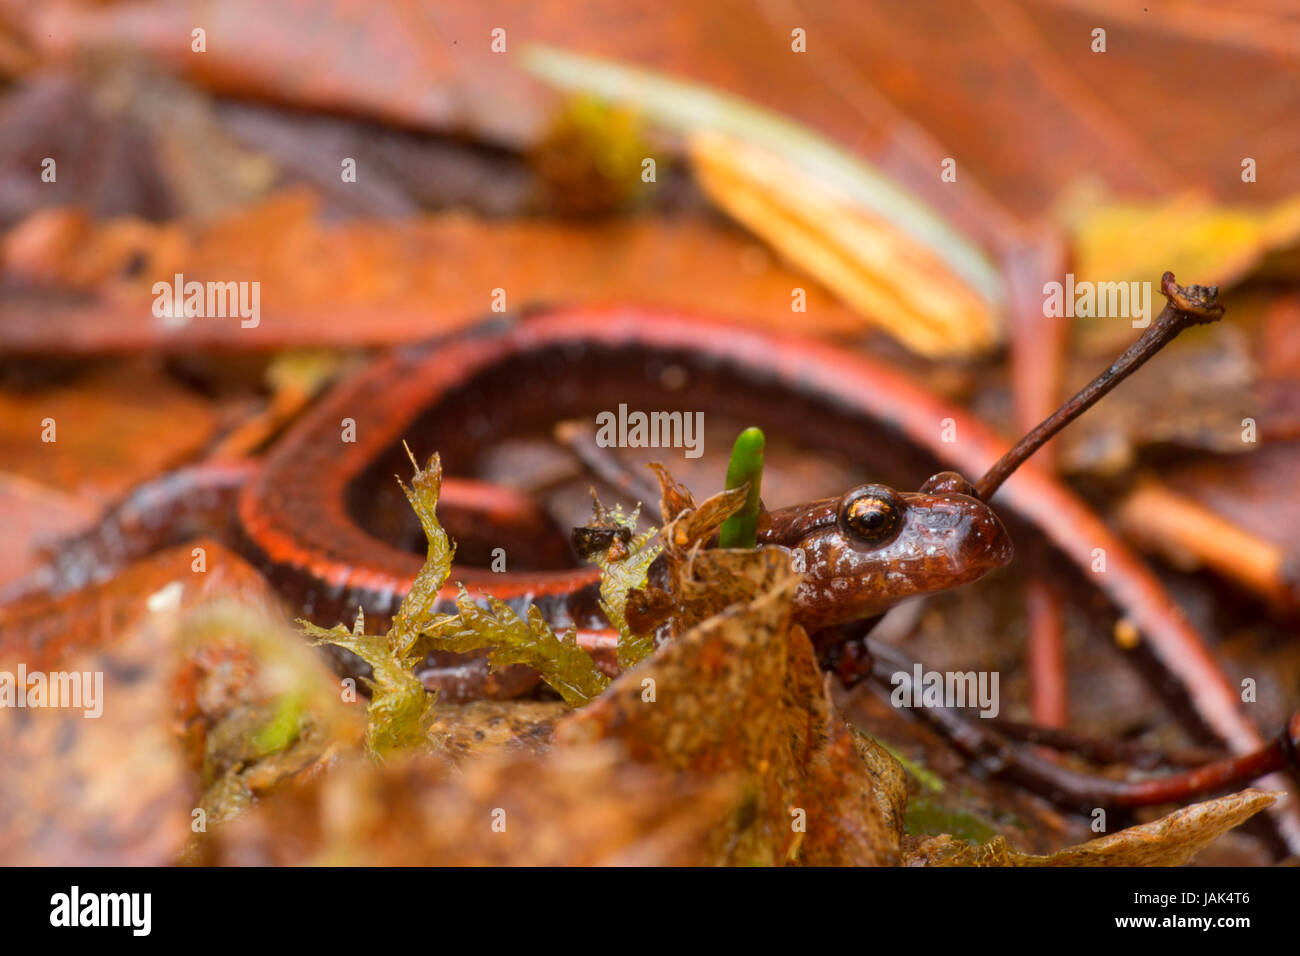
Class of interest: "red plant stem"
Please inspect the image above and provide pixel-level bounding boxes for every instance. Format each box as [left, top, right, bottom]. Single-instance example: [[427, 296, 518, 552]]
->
[[1024, 577, 1068, 728], [1004, 235, 1071, 728]]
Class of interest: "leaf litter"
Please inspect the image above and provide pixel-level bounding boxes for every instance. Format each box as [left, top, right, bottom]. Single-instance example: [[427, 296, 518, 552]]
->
[[279, 452, 1275, 864], [6, 450, 1277, 865]]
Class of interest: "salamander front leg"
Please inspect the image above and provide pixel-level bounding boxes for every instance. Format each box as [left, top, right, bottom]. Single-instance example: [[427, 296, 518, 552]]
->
[[811, 616, 882, 689]]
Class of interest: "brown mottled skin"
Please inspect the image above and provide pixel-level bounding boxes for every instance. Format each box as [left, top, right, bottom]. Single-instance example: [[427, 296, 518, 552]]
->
[[759, 471, 1013, 632]]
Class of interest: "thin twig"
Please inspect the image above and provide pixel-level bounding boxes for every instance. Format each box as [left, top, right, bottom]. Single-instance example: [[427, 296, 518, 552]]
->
[[553, 419, 664, 522], [975, 273, 1224, 501], [867, 639, 1298, 811], [990, 718, 1222, 769]]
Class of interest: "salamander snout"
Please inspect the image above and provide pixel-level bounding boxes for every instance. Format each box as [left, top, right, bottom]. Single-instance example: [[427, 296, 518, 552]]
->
[[914, 471, 1013, 577], [883, 488, 1014, 589], [930, 491, 1014, 576]]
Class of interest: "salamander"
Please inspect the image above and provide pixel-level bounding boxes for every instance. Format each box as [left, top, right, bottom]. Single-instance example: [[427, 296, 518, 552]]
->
[[234, 307, 1012, 696]]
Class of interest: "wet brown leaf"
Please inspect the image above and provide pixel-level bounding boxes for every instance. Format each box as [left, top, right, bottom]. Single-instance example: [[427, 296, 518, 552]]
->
[[0, 538, 274, 668], [904, 789, 1279, 867], [0, 191, 873, 354], [0, 360, 219, 498], [209, 745, 740, 866], [173, 602, 365, 833], [428, 700, 568, 764], [558, 546, 904, 866], [0, 472, 99, 588], [0, 591, 192, 865], [23, 0, 1300, 225], [0, 550, 245, 861]]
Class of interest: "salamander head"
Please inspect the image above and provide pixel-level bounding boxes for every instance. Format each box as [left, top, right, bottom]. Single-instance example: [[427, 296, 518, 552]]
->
[[765, 471, 1013, 631]]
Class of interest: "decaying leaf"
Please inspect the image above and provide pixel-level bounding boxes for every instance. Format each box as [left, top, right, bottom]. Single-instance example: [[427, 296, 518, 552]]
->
[[429, 700, 569, 764], [659, 480, 748, 555], [558, 544, 905, 866], [904, 789, 1279, 867], [173, 601, 365, 839], [648, 461, 698, 522], [0, 584, 194, 865], [0, 191, 876, 354], [626, 470, 758, 638], [209, 745, 741, 866], [690, 130, 1001, 357], [0, 542, 362, 865], [0, 361, 220, 501], [1067, 191, 1300, 296]]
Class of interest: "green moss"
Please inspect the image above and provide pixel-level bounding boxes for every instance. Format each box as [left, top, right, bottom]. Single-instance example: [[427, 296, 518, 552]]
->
[[868, 737, 945, 794], [306, 450, 612, 756], [250, 693, 303, 756], [904, 796, 1000, 845], [428, 588, 609, 708], [581, 499, 661, 669]]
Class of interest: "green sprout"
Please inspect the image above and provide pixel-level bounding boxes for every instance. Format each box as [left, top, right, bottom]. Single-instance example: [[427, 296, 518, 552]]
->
[[718, 426, 765, 549]]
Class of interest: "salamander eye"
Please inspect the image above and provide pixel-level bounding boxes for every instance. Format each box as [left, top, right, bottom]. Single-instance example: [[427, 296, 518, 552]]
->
[[839, 486, 902, 544]]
